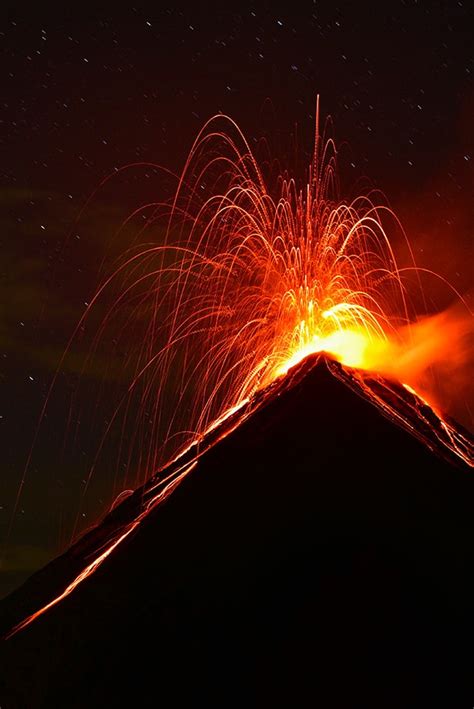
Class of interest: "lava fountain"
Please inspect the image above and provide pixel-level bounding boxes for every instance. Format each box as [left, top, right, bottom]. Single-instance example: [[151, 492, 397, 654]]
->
[[5, 102, 473, 637], [71, 101, 470, 474]]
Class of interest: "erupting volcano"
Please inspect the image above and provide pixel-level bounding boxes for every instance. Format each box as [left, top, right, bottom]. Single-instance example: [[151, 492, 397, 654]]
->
[[1, 106, 473, 706], [28, 101, 471, 489]]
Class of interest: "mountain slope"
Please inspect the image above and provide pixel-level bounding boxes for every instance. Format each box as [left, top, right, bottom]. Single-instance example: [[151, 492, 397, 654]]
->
[[1, 355, 473, 707]]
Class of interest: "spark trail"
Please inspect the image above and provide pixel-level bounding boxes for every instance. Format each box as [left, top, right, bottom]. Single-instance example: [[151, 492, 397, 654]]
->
[[6, 102, 473, 637]]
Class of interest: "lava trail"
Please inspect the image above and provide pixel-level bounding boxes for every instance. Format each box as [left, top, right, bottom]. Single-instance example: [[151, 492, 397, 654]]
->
[[1, 353, 473, 707], [5, 102, 472, 638]]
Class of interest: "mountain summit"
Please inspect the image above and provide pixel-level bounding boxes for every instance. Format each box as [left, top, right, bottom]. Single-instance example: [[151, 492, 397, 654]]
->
[[1, 355, 473, 707]]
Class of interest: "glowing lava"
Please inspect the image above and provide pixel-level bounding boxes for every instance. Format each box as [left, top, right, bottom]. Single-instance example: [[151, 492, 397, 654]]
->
[[5, 102, 472, 640], [18, 100, 472, 542], [277, 303, 472, 413], [277, 307, 388, 375]]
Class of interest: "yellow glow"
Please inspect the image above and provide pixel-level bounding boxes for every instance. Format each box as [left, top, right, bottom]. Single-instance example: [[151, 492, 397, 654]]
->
[[277, 327, 386, 375]]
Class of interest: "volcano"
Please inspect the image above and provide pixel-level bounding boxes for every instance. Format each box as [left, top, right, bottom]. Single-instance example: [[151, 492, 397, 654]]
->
[[1, 355, 473, 707]]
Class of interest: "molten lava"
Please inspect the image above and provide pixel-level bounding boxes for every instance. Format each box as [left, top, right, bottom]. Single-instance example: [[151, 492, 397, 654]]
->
[[5, 102, 472, 639], [278, 304, 472, 414], [47, 100, 471, 496], [15, 100, 473, 549]]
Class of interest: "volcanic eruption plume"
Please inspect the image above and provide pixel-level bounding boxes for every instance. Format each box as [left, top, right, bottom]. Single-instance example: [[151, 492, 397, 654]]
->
[[5, 101, 473, 638], [66, 100, 470, 470]]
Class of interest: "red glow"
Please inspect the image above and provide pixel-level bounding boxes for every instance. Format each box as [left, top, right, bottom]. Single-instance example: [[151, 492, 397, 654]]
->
[[6, 102, 472, 638]]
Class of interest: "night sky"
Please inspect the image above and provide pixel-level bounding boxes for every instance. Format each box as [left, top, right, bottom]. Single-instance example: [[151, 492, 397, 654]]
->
[[1, 2, 473, 597]]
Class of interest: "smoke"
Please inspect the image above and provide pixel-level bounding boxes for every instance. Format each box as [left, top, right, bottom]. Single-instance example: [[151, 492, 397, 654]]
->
[[373, 303, 474, 431]]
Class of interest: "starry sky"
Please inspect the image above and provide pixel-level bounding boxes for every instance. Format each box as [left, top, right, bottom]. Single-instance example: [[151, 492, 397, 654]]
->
[[1, 1, 473, 597]]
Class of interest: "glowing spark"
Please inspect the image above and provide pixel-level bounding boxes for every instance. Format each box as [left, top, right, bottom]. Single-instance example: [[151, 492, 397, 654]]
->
[[7, 101, 472, 639]]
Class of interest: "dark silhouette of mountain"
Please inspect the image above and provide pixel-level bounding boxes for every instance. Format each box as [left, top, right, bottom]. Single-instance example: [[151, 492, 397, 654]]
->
[[1, 355, 473, 708]]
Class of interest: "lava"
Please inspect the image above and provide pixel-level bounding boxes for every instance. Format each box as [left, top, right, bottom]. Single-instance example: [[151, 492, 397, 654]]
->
[[278, 304, 472, 408], [5, 102, 472, 638], [48, 100, 471, 502]]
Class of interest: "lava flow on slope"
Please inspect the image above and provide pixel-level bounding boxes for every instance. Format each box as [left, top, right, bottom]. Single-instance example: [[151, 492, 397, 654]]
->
[[1, 353, 473, 707], [2, 106, 473, 706]]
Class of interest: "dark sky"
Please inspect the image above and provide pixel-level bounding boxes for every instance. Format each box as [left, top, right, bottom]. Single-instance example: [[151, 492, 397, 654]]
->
[[1, 1, 473, 596]]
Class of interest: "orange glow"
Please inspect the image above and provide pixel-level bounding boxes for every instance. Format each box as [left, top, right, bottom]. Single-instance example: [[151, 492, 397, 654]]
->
[[6, 102, 472, 640], [278, 306, 473, 413], [278, 314, 387, 375], [48, 100, 471, 500]]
